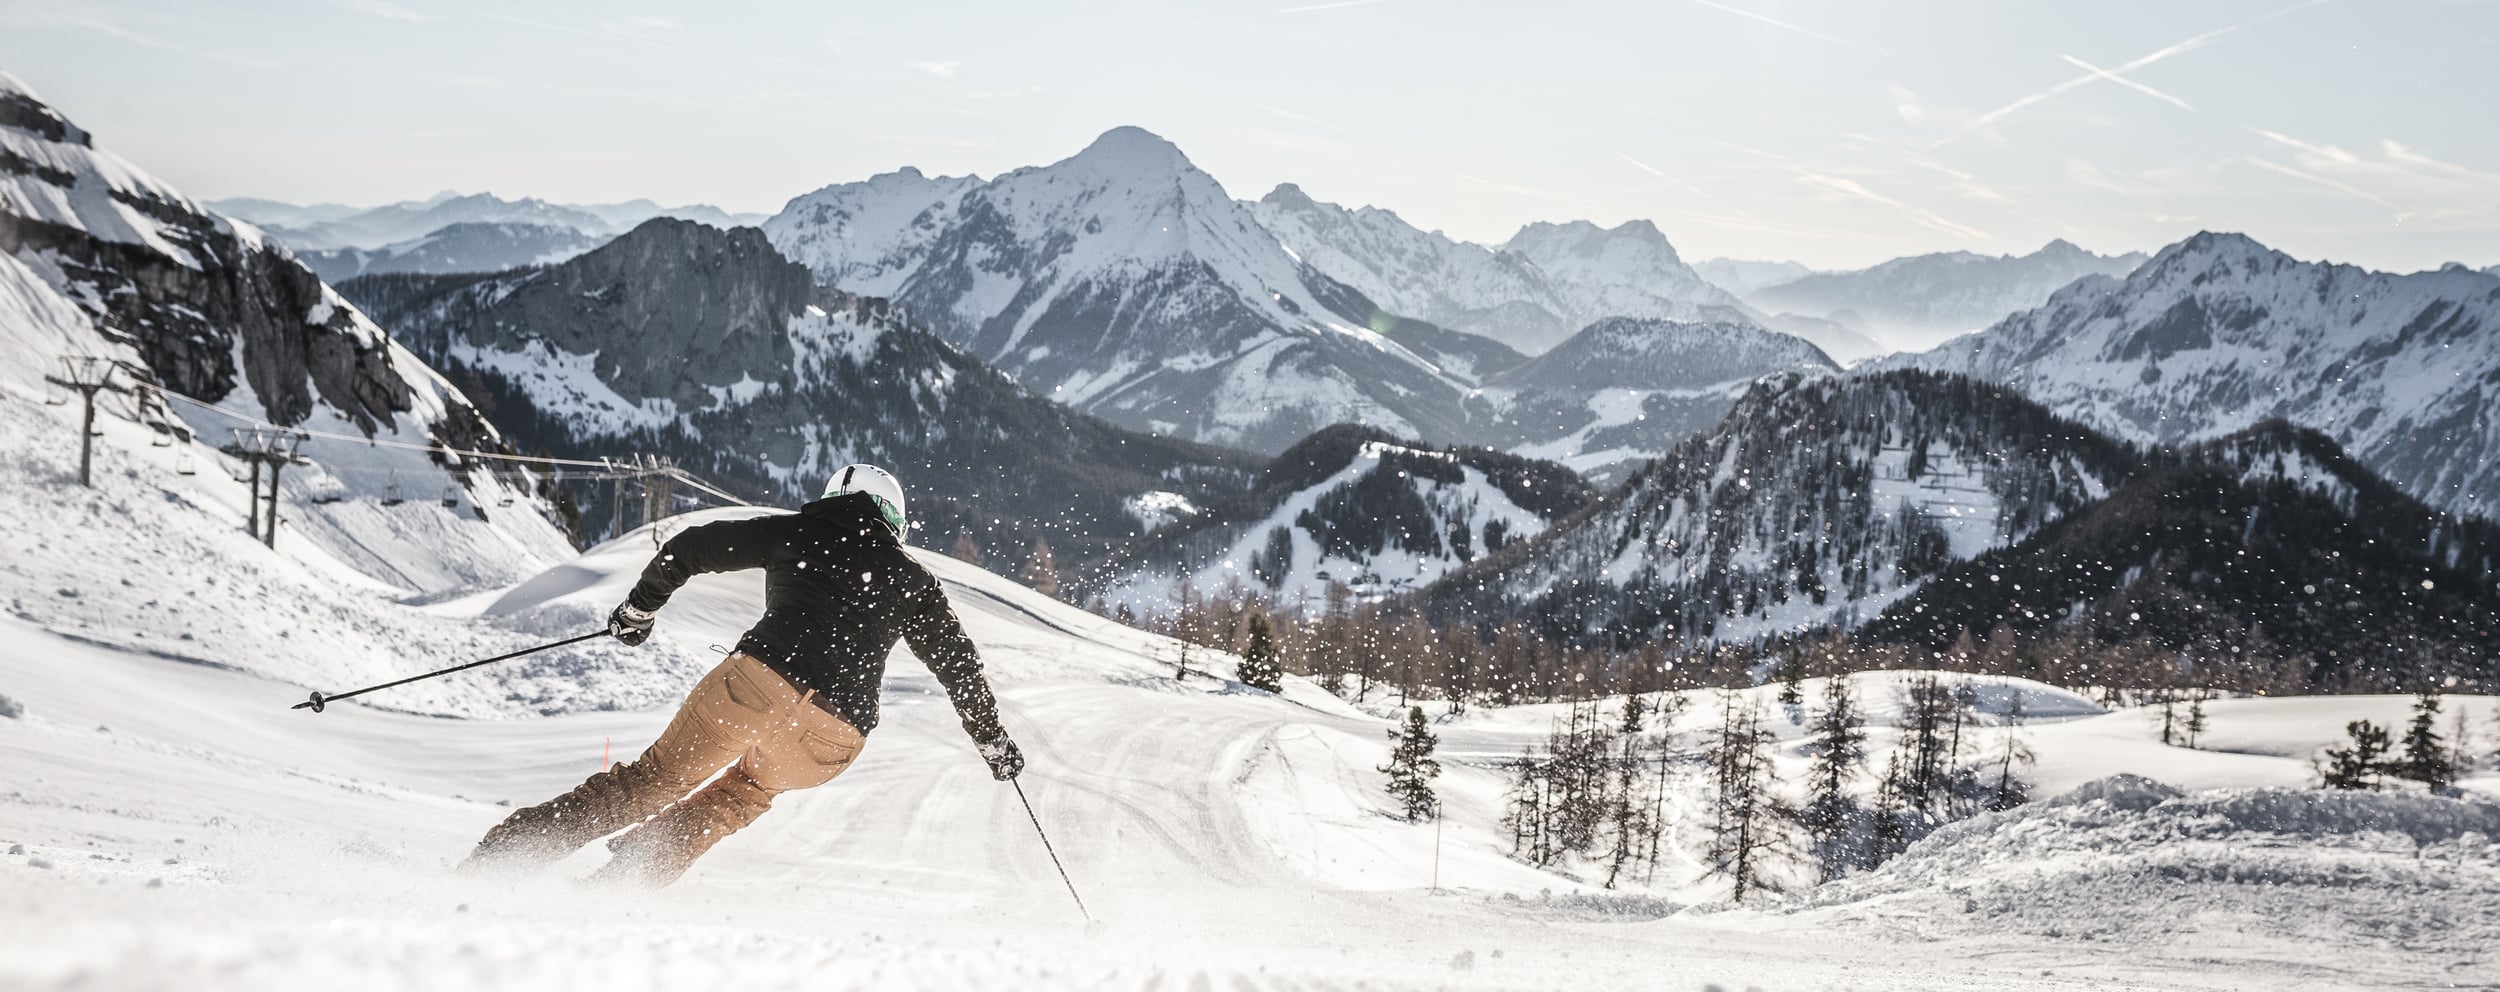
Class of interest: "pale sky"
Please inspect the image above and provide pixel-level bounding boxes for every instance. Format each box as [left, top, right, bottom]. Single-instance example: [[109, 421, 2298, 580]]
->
[[4, 0, 2496, 272]]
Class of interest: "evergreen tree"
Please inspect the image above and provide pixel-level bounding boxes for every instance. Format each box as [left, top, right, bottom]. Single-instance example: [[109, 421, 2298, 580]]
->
[[1017, 539, 1060, 597], [1778, 650, 1806, 708], [949, 531, 983, 566], [1237, 613, 1284, 693], [1799, 674, 1867, 882], [2321, 720, 2392, 790], [1381, 706, 1442, 821], [2395, 691, 2454, 791]]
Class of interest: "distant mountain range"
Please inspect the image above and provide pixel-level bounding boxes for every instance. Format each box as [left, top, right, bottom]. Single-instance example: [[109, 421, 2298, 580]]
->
[[1881, 231, 2500, 519], [1466, 317, 1837, 481], [295, 222, 605, 284], [211, 191, 766, 252], [1691, 257, 1813, 296], [1250, 183, 1757, 356], [1747, 240, 2147, 351], [341, 217, 1257, 567], [759, 128, 1820, 459]]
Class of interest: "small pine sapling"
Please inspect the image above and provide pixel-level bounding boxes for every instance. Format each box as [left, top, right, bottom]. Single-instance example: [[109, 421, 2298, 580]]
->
[[2321, 720, 2392, 790], [1237, 613, 1283, 693], [2395, 691, 2454, 792]]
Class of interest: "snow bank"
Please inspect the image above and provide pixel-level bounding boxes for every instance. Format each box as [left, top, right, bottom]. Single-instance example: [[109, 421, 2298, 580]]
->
[[1789, 775, 2500, 979]]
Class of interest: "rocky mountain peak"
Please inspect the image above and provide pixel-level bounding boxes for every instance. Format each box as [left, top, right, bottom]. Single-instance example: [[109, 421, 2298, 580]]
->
[[1064, 125, 1194, 176], [2151, 231, 2286, 274], [1261, 182, 1321, 212]]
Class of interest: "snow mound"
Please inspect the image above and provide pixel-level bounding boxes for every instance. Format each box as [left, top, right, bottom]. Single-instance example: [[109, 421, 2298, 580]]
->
[[1793, 776, 2500, 972]]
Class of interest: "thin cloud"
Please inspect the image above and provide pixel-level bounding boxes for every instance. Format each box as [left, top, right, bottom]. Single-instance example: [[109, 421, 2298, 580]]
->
[[1617, 153, 1762, 223], [1796, 173, 1990, 241], [2380, 140, 2500, 185], [1278, 0, 1396, 12], [1682, 0, 1895, 58], [910, 60, 962, 78], [332, 0, 431, 22], [2244, 157, 2397, 211], [2056, 54, 2194, 111], [27, 10, 283, 68], [1905, 156, 2013, 204], [2247, 127, 2357, 164]]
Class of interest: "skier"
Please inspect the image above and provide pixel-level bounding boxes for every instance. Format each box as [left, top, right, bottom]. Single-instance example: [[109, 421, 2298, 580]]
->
[[461, 464, 1024, 885]]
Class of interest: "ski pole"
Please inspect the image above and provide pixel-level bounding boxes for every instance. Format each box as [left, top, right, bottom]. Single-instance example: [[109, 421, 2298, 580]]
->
[[1011, 779, 1093, 923], [289, 630, 609, 713]]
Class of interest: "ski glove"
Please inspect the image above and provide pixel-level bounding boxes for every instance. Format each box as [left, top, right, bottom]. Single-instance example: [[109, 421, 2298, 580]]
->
[[976, 736, 1024, 781], [608, 603, 657, 646]]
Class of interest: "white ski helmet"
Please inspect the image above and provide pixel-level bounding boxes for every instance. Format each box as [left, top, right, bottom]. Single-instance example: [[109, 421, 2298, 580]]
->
[[824, 463, 907, 540]]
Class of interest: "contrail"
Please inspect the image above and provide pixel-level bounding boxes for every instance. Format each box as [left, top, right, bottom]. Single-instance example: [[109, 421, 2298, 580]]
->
[[1684, 0, 1895, 58], [1933, 0, 2330, 149], [1617, 153, 1762, 223], [2244, 157, 2396, 210], [2057, 54, 2194, 112]]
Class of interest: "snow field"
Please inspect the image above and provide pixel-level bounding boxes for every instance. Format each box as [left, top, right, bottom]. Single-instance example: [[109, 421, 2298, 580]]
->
[[5, 418, 2498, 989]]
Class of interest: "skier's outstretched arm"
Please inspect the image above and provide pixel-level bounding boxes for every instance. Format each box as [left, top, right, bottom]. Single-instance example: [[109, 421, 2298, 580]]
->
[[608, 514, 781, 644], [901, 588, 1021, 779]]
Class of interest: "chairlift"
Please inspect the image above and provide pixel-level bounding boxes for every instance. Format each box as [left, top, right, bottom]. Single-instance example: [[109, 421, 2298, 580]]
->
[[382, 470, 405, 507], [151, 427, 172, 448], [174, 450, 196, 476], [496, 492, 516, 508], [42, 378, 67, 406], [440, 485, 459, 509]]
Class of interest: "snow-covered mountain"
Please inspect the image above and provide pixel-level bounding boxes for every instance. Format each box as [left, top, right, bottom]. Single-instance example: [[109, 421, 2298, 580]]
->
[[212, 192, 763, 252], [1082, 424, 1595, 612], [0, 68, 573, 591], [1863, 420, 2500, 691], [1761, 310, 1887, 366], [1423, 370, 2141, 646], [1251, 183, 1759, 355], [1469, 317, 1839, 483], [766, 128, 1486, 453], [763, 166, 983, 297], [1882, 232, 2500, 518], [349, 216, 1257, 568], [1750, 240, 2147, 351], [297, 221, 604, 283], [1692, 257, 1813, 296]]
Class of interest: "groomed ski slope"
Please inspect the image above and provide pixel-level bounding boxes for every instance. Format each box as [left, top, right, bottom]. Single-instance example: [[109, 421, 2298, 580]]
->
[[4, 391, 2497, 990]]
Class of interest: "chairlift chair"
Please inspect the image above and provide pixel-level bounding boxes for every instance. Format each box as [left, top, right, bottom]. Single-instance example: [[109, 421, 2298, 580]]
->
[[440, 485, 459, 509], [174, 450, 196, 476], [382, 470, 405, 507]]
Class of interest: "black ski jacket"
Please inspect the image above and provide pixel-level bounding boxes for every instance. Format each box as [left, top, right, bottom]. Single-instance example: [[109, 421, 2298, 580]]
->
[[625, 493, 1004, 742]]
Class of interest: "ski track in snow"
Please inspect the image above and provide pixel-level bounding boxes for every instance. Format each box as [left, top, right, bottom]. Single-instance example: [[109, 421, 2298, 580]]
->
[[3, 387, 2498, 990]]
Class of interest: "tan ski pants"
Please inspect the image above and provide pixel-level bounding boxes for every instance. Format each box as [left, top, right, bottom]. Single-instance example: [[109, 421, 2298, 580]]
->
[[465, 653, 864, 883]]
